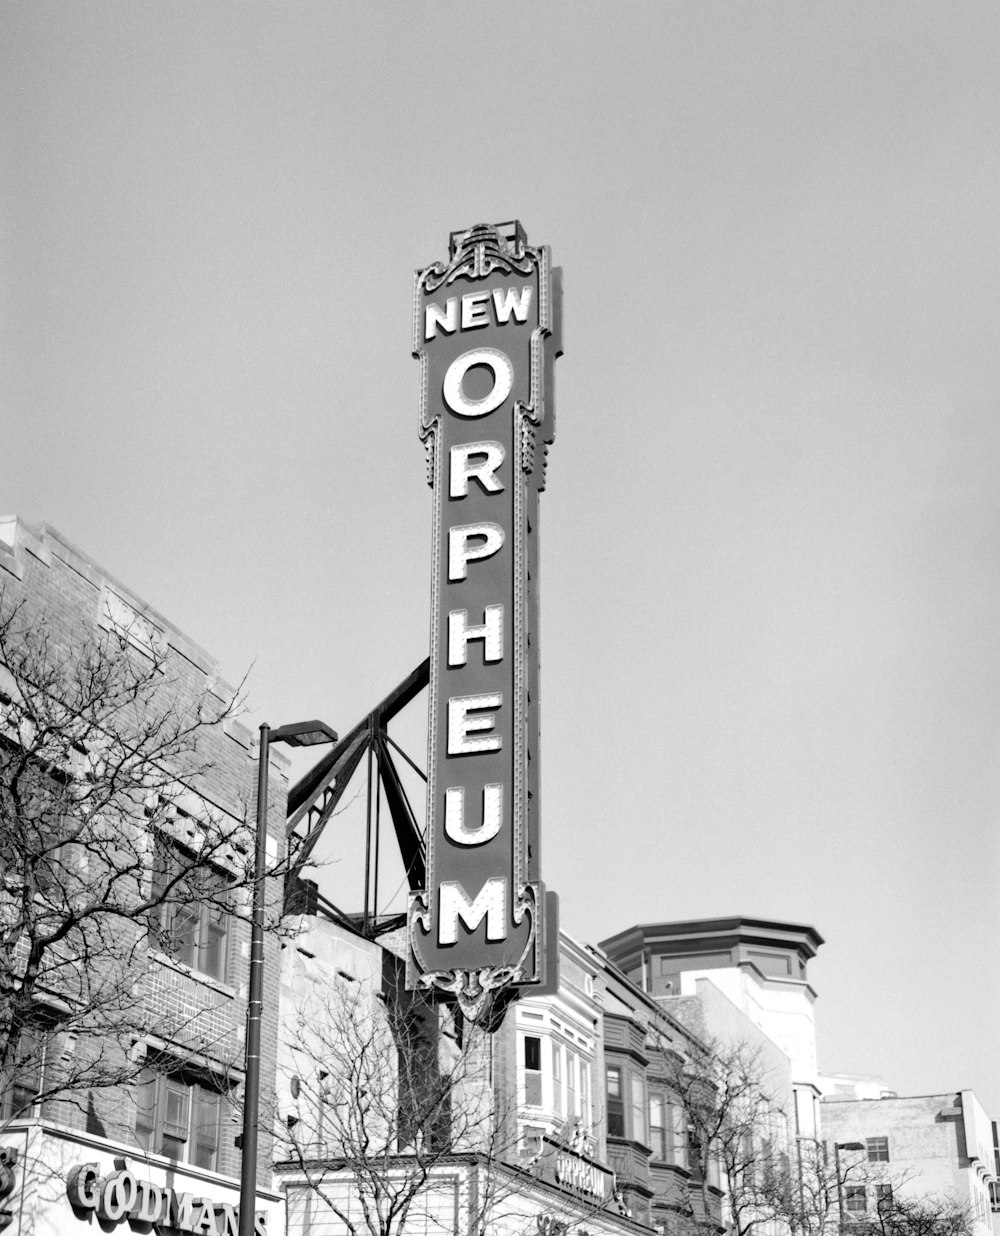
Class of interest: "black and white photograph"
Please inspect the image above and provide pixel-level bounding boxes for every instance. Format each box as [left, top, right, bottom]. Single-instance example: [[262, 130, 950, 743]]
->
[[1, 6, 997, 1236]]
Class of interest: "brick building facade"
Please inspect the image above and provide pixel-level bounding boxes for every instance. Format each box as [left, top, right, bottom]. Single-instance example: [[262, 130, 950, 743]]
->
[[0, 517, 285, 1235]]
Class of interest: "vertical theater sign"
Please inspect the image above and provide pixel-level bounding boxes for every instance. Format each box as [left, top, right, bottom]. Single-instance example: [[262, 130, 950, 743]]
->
[[408, 221, 561, 1021]]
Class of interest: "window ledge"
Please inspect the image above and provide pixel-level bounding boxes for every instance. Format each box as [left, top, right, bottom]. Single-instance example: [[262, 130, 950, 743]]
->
[[607, 1133, 653, 1154], [649, 1160, 692, 1182], [151, 951, 237, 998]]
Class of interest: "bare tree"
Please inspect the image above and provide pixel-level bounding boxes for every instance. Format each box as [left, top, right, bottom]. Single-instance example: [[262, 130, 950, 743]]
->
[[0, 590, 262, 1126], [757, 1140, 973, 1236], [278, 944, 626, 1236], [758, 1137, 850, 1236], [851, 1195, 973, 1236], [650, 1034, 976, 1236], [277, 948, 529, 1236], [657, 1036, 788, 1236]]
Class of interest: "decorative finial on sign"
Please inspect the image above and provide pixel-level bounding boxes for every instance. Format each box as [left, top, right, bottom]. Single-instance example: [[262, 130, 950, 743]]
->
[[448, 220, 528, 259], [423, 222, 534, 293]]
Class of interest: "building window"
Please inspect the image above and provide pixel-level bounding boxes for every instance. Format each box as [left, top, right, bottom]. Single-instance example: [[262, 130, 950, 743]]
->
[[866, 1137, 890, 1162], [553, 1042, 563, 1116], [37, 831, 90, 896], [876, 1186, 893, 1213], [649, 1094, 668, 1161], [523, 1035, 542, 1106], [688, 1128, 704, 1182], [631, 1071, 646, 1145], [0, 745, 89, 900], [0, 1029, 42, 1120], [845, 1187, 867, 1216], [671, 1103, 687, 1168], [135, 1065, 224, 1170], [606, 1065, 625, 1138], [566, 1048, 578, 1119], [150, 837, 232, 982]]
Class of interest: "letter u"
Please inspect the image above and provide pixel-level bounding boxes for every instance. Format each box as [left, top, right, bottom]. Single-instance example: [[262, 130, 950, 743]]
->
[[443, 784, 502, 845]]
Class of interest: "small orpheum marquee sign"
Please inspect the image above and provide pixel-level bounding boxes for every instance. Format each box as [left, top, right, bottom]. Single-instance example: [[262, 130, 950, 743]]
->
[[408, 221, 561, 1020]]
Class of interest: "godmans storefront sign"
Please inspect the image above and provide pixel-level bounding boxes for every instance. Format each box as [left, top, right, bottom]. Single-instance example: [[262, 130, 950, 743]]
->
[[408, 222, 561, 1020], [67, 1162, 266, 1236]]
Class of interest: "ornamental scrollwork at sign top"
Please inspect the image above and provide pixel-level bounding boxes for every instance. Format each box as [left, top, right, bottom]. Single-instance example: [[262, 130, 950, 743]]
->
[[418, 965, 523, 1025], [419, 223, 536, 294]]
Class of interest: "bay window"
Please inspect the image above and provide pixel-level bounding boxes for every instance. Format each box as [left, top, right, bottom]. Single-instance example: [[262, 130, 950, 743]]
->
[[606, 1065, 625, 1138], [649, 1093, 668, 1161], [630, 1071, 647, 1145], [522, 1034, 542, 1106]]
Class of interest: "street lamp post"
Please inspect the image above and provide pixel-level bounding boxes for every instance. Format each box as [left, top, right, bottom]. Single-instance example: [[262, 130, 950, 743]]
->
[[239, 720, 337, 1236], [834, 1141, 866, 1233]]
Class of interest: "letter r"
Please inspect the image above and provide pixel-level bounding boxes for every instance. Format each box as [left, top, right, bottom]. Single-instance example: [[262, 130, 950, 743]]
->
[[449, 442, 505, 498]]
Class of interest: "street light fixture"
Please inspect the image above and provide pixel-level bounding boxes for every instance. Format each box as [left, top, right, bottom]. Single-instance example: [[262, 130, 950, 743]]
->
[[239, 720, 337, 1236], [834, 1141, 866, 1232]]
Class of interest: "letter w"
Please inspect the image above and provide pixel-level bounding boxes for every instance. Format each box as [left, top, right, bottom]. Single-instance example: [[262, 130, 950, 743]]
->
[[492, 286, 532, 324]]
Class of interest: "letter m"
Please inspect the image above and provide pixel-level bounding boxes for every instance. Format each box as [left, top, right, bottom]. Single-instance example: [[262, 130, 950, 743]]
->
[[168, 1193, 197, 1230], [438, 878, 507, 945]]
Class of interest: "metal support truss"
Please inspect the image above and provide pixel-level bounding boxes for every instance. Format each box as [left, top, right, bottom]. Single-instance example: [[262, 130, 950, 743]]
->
[[283, 658, 429, 934]]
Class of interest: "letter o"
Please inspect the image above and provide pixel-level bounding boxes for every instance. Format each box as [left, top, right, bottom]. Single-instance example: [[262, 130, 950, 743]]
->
[[98, 1171, 137, 1222], [442, 348, 513, 418]]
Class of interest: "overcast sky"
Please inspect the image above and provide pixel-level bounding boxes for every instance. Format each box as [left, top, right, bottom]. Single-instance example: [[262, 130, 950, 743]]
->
[[3, 3, 998, 1114]]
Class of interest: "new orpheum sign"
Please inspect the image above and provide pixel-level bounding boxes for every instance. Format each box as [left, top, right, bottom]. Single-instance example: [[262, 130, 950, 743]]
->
[[408, 221, 561, 1021]]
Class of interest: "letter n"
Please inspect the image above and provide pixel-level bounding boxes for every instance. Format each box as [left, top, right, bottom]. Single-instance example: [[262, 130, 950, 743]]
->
[[214, 1206, 239, 1236], [425, 298, 458, 339]]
